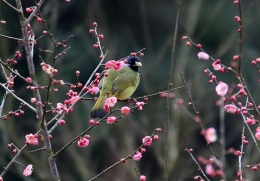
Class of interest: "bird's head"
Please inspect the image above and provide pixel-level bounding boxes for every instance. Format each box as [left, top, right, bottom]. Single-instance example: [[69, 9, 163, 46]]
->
[[125, 56, 142, 72]]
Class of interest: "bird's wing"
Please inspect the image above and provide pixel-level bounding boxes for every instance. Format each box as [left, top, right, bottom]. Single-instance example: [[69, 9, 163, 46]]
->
[[112, 69, 137, 94]]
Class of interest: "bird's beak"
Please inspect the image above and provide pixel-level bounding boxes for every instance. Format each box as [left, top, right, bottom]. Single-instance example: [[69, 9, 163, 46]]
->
[[135, 62, 142, 67]]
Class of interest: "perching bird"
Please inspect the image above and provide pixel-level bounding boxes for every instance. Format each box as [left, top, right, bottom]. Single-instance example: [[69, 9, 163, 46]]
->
[[90, 56, 142, 119]]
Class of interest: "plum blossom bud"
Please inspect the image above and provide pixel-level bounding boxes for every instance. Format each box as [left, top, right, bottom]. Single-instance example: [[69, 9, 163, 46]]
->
[[140, 175, 146, 181], [31, 98, 36, 103], [37, 17, 42, 22], [186, 42, 191, 46], [59, 120, 65, 125], [121, 106, 131, 115], [26, 8, 32, 13], [26, 77, 32, 83], [196, 44, 202, 48], [89, 119, 95, 125], [233, 55, 239, 61], [93, 22, 98, 27], [153, 135, 159, 140]]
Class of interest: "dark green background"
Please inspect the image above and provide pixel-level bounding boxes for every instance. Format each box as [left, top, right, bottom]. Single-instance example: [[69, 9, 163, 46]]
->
[[0, 0, 260, 180]]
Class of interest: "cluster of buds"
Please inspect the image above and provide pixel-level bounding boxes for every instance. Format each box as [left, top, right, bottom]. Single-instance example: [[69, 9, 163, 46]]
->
[[1, 109, 24, 121]]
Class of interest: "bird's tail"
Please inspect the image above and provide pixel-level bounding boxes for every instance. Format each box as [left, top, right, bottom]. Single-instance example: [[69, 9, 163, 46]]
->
[[90, 95, 107, 119]]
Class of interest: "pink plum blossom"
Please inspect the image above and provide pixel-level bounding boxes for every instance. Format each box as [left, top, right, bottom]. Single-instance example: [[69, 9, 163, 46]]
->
[[114, 61, 125, 70], [205, 164, 215, 177], [133, 152, 142, 161], [56, 103, 68, 114], [77, 137, 90, 147], [215, 82, 228, 96], [89, 87, 99, 95], [23, 164, 33, 176], [142, 136, 152, 146], [104, 97, 117, 107], [105, 60, 124, 70], [212, 61, 221, 71], [255, 128, 260, 140], [40, 63, 57, 77], [197, 52, 209, 60], [26, 77, 32, 83], [205, 127, 217, 143], [107, 116, 117, 124], [0, 176, 3, 181], [246, 117, 256, 125], [224, 104, 237, 114], [136, 101, 145, 110], [25, 134, 38, 145], [69, 95, 80, 104]]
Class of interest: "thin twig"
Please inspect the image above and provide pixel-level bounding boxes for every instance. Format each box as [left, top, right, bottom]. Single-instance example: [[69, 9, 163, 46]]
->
[[29, 147, 45, 153], [179, 71, 197, 113], [0, 33, 22, 41], [164, 1, 181, 180], [237, 0, 243, 74], [117, 48, 146, 61], [94, 27, 104, 56], [134, 85, 188, 99], [88, 129, 158, 181], [13, 161, 26, 168], [219, 97, 226, 181], [185, 149, 210, 181], [0, 83, 36, 112], [239, 122, 245, 180], [242, 115, 260, 155], [0, 145, 26, 177], [0, 60, 27, 82], [134, 167, 141, 177], [1, 0, 21, 13]]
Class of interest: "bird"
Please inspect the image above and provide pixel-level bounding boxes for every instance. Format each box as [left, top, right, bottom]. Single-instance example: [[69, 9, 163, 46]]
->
[[90, 56, 142, 119]]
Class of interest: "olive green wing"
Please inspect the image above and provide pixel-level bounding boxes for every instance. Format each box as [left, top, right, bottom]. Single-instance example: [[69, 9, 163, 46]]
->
[[112, 68, 139, 94]]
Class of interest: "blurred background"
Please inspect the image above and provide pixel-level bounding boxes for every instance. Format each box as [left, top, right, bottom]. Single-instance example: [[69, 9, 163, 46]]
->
[[1, 0, 260, 180]]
